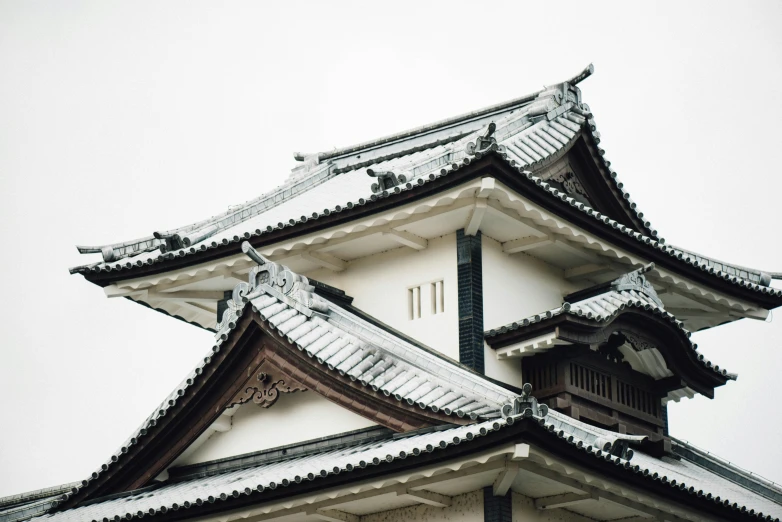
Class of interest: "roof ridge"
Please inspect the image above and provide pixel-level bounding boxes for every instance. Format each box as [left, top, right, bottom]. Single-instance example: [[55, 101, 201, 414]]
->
[[72, 65, 595, 265], [668, 244, 772, 286], [0, 483, 80, 510], [671, 437, 782, 503], [167, 426, 394, 482], [291, 65, 595, 165]]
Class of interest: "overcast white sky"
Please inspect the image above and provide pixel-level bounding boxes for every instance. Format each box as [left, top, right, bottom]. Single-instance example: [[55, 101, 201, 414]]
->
[[1, 0, 781, 498]]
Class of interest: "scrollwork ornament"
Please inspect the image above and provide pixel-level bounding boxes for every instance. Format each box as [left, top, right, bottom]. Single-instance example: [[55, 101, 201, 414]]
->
[[550, 171, 588, 200], [623, 332, 656, 353], [228, 362, 307, 409]]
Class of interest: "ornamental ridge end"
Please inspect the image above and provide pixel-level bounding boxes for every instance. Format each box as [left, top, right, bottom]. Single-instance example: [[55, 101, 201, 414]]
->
[[501, 382, 549, 420], [611, 262, 664, 308], [215, 242, 329, 335], [367, 169, 407, 194]]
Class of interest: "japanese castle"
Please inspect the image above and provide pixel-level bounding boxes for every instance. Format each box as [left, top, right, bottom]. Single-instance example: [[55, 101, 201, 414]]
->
[[5, 64, 782, 522]]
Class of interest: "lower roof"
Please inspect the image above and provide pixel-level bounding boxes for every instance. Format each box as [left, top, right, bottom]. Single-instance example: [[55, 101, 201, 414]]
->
[[25, 409, 782, 522]]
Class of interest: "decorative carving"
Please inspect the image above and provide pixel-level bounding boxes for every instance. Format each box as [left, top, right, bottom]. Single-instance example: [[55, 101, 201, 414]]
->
[[501, 382, 549, 419], [215, 243, 329, 333], [623, 332, 656, 353], [465, 122, 497, 156], [611, 263, 664, 308], [228, 360, 307, 409], [550, 170, 588, 200], [367, 169, 407, 193]]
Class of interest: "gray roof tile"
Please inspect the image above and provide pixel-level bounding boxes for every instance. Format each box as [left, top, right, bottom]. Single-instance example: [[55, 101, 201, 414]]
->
[[70, 68, 775, 299], [32, 405, 782, 522], [485, 265, 736, 381]]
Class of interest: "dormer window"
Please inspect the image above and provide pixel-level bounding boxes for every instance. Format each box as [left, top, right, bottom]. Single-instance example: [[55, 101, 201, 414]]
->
[[485, 264, 736, 446]]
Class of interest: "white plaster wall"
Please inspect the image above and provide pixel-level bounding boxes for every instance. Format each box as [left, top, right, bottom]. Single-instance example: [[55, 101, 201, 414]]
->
[[308, 233, 460, 362], [361, 490, 482, 522], [179, 391, 375, 466], [482, 236, 576, 331], [306, 233, 580, 388], [481, 236, 579, 388]]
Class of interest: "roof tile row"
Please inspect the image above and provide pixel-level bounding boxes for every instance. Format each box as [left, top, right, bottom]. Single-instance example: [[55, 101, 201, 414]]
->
[[70, 77, 774, 300], [484, 268, 736, 380]]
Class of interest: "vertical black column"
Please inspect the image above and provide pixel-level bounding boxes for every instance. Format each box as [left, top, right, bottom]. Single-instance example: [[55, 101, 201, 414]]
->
[[662, 404, 669, 437], [483, 487, 512, 522], [457, 229, 484, 374]]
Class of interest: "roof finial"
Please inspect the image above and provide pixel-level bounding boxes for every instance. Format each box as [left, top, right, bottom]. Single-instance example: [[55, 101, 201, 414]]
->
[[610, 263, 663, 307], [367, 169, 406, 194], [465, 122, 498, 156], [501, 383, 549, 419], [242, 241, 268, 266], [237, 241, 329, 317], [567, 63, 595, 86]]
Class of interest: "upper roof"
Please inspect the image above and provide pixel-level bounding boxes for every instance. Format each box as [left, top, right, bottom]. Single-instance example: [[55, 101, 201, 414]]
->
[[69, 65, 779, 308]]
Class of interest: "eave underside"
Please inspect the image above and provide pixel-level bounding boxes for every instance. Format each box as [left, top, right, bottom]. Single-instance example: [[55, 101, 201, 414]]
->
[[38, 416, 782, 522], [92, 165, 777, 338]]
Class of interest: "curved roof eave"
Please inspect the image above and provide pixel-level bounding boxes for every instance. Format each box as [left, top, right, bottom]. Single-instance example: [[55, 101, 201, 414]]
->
[[71, 150, 782, 312]]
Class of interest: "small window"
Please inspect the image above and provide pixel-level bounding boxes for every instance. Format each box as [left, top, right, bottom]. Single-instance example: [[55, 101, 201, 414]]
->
[[430, 280, 444, 315], [409, 280, 444, 320], [408, 286, 421, 320]]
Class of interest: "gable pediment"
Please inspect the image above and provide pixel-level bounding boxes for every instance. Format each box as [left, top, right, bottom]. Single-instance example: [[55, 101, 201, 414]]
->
[[532, 136, 646, 235], [171, 390, 377, 469], [485, 266, 735, 402], [59, 246, 517, 509]]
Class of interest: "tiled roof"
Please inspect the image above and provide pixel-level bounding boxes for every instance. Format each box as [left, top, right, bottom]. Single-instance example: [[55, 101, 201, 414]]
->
[[69, 66, 777, 300], [485, 265, 736, 381], [0, 484, 79, 522], [218, 243, 516, 419], [672, 438, 782, 507], [0, 485, 78, 511], [542, 421, 782, 520], [1, 499, 60, 522], [668, 245, 772, 287], [30, 408, 782, 522], [32, 418, 515, 522], [53, 247, 518, 511]]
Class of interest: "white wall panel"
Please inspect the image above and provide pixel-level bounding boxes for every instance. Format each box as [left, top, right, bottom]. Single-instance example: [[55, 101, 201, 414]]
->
[[179, 392, 375, 466], [309, 234, 460, 362]]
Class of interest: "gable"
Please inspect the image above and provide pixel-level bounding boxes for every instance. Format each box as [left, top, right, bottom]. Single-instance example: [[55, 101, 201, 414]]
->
[[170, 392, 376, 468], [534, 137, 645, 234], [57, 248, 517, 509], [484, 266, 736, 401]]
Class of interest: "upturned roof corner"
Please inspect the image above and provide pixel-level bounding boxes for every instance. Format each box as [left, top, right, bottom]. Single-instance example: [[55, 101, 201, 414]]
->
[[68, 65, 782, 314]]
